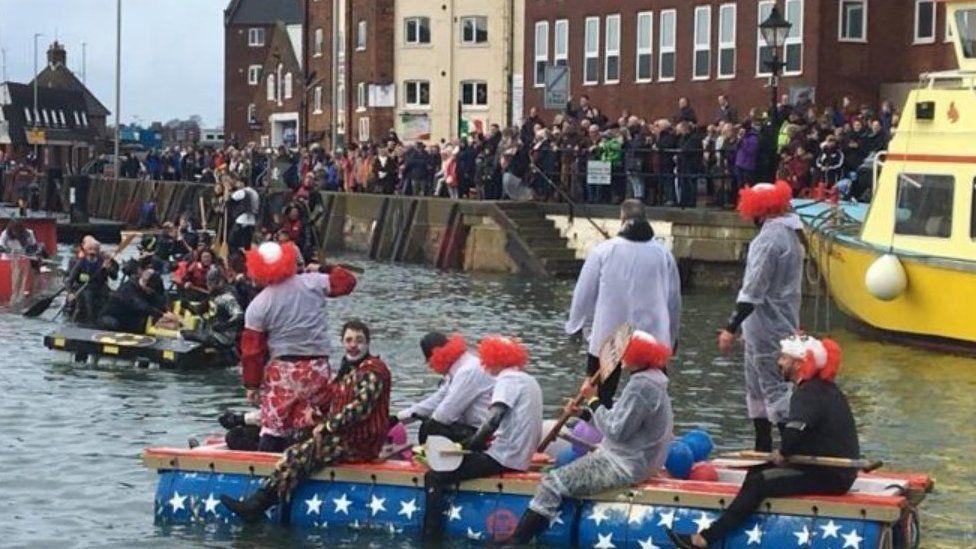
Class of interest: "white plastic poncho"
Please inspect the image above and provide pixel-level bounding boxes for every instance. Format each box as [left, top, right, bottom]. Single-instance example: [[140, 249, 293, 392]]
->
[[737, 214, 803, 423], [566, 237, 682, 356]]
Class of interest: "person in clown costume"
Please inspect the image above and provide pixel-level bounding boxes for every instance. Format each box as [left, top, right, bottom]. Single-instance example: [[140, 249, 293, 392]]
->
[[421, 335, 542, 540], [508, 330, 675, 544], [236, 241, 357, 452], [717, 180, 803, 452], [668, 334, 860, 548], [393, 331, 495, 443]]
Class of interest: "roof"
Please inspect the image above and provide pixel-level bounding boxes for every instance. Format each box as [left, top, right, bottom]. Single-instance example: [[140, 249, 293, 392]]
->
[[0, 82, 95, 145], [225, 0, 302, 26], [30, 64, 111, 117]]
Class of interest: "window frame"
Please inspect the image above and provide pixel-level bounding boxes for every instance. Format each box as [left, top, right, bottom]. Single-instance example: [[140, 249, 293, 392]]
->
[[914, 0, 936, 44], [266, 74, 276, 102], [247, 65, 262, 86], [404, 80, 431, 108], [838, 0, 868, 43], [717, 3, 736, 79], [246, 103, 257, 124], [756, 1, 775, 77], [247, 27, 265, 47], [584, 16, 601, 85], [604, 14, 621, 84], [460, 80, 489, 108], [357, 82, 367, 111], [635, 11, 653, 83], [894, 172, 955, 239], [693, 5, 712, 81], [313, 86, 323, 114], [284, 72, 294, 100], [659, 9, 677, 82], [404, 17, 431, 45], [314, 28, 324, 56], [460, 16, 489, 45], [783, 0, 804, 76], [554, 19, 569, 67], [357, 20, 367, 51], [534, 21, 549, 88]]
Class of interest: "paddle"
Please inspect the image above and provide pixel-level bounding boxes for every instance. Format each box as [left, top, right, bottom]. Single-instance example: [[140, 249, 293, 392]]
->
[[24, 233, 138, 318], [718, 451, 884, 473], [537, 323, 635, 452], [425, 435, 467, 472]]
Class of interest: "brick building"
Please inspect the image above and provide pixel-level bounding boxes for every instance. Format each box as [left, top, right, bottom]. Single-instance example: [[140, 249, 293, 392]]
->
[[523, 0, 956, 124]]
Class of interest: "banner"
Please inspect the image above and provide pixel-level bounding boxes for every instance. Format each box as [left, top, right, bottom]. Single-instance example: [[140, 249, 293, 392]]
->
[[586, 161, 612, 186], [400, 113, 431, 141]]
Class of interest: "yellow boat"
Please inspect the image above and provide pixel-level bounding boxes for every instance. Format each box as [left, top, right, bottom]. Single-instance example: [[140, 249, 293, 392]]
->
[[796, 0, 976, 350]]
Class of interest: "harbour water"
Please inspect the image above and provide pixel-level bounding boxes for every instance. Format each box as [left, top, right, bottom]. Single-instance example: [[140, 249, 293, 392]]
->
[[0, 257, 973, 548]]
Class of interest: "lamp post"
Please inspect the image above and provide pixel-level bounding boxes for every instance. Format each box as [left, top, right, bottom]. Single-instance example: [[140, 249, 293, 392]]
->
[[33, 33, 43, 164], [759, 6, 791, 138]]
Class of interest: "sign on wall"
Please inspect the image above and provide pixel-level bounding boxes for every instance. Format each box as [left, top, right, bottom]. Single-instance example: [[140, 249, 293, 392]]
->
[[400, 113, 431, 141], [369, 84, 396, 108], [544, 65, 570, 110], [586, 161, 612, 185]]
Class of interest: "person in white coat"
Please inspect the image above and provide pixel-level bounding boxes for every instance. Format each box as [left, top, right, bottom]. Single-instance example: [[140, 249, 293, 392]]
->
[[718, 180, 803, 452], [566, 199, 682, 406], [394, 332, 495, 443]]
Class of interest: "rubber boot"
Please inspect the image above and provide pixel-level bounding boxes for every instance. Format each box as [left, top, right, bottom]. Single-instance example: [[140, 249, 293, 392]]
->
[[219, 411, 246, 430], [421, 483, 445, 541], [506, 509, 548, 545], [665, 528, 701, 548], [220, 485, 278, 523], [753, 418, 773, 452]]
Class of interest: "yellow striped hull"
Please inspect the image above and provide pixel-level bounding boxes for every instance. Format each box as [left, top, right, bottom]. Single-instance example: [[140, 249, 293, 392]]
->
[[807, 229, 976, 346]]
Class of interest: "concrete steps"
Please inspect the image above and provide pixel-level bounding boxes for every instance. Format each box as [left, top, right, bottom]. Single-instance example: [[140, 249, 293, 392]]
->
[[494, 202, 582, 278]]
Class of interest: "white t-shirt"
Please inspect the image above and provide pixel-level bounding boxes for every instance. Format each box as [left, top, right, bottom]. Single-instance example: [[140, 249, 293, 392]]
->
[[244, 273, 333, 358], [486, 368, 543, 471]]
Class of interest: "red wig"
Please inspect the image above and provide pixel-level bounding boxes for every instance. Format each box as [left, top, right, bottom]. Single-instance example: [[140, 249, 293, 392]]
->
[[737, 180, 793, 220], [245, 242, 298, 286], [478, 335, 528, 373], [784, 335, 842, 382], [620, 331, 672, 369], [428, 334, 467, 375]]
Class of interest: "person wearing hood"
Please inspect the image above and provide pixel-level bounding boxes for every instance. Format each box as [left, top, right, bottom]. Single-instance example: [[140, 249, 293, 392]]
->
[[509, 331, 674, 544], [668, 335, 859, 548], [717, 180, 803, 452], [566, 200, 682, 406], [394, 332, 495, 443]]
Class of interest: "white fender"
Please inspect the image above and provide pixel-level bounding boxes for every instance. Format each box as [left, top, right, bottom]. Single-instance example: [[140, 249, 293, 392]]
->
[[864, 254, 907, 301]]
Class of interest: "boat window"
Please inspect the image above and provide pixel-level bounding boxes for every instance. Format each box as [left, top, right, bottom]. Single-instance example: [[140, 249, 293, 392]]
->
[[956, 9, 976, 58], [894, 173, 954, 238]]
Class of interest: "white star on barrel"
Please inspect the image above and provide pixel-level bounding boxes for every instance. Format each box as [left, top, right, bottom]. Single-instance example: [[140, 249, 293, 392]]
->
[[746, 523, 763, 545], [168, 491, 186, 512], [842, 528, 864, 549], [594, 532, 616, 549], [398, 498, 418, 520], [305, 493, 323, 515], [820, 520, 841, 538], [368, 495, 387, 516], [332, 493, 352, 515], [203, 493, 220, 515]]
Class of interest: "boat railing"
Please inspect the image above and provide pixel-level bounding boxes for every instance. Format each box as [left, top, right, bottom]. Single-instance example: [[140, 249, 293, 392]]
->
[[919, 69, 976, 90], [871, 150, 888, 197]]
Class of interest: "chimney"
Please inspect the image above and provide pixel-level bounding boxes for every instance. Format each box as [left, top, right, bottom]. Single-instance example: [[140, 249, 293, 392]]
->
[[47, 41, 67, 67]]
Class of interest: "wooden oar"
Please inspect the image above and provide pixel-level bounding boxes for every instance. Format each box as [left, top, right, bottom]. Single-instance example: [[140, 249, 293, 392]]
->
[[537, 323, 635, 452], [719, 451, 884, 473], [24, 233, 138, 318]]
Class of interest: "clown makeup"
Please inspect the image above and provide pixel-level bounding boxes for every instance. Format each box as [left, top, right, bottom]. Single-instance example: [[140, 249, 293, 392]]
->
[[343, 328, 369, 362]]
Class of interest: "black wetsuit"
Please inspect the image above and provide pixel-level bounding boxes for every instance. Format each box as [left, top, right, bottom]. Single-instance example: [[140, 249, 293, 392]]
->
[[97, 280, 166, 334], [701, 378, 860, 543]]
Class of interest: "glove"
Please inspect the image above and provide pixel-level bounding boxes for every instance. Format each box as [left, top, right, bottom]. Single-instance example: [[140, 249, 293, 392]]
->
[[218, 411, 246, 430]]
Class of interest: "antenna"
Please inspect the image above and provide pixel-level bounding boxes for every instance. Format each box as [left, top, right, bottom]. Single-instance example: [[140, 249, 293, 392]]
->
[[82, 42, 87, 84], [1, 47, 6, 82]]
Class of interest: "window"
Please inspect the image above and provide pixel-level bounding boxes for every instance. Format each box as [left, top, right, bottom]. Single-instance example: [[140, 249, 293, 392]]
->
[[313, 87, 323, 113], [314, 28, 324, 56], [693, 6, 712, 80], [405, 17, 430, 44], [956, 9, 976, 58], [915, 0, 936, 43], [283, 72, 293, 99], [359, 117, 370, 143], [554, 20, 568, 67], [636, 12, 653, 82], [718, 4, 736, 78], [59, 110, 66, 126], [534, 21, 549, 87], [246, 103, 257, 124], [839, 0, 867, 42], [894, 173, 954, 238], [267, 74, 276, 101], [461, 16, 488, 44], [757, 1, 775, 76], [584, 17, 600, 85], [404, 80, 430, 107], [784, 0, 804, 74], [460, 81, 488, 107], [81, 112, 88, 127], [73, 111, 80, 125], [605, 14, 621, 83], [247, 65, 262, 86], [357, 82, 367, 110], [247, 28, 265, 47], [41, 109, 50, 126], [659, 10, 676, 81], [357, 20, 367, 50], [24, 107, 32, 125]]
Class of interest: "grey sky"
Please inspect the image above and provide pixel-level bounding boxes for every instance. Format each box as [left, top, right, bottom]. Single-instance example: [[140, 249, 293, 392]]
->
[[0, 0, 225, 127]]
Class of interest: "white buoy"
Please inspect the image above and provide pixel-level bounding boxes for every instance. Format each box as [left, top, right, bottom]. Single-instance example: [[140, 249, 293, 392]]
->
[[865, 254, 907, 301]]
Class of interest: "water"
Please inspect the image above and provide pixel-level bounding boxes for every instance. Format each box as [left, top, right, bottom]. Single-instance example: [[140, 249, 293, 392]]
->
[[1, 258, 974, 548]]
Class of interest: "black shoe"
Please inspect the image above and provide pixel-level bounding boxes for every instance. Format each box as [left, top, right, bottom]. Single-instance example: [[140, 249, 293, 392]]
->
[[665, 528, 700, 549], [506, 509, 548, 545], [219, 411, 246, 430], [220, 486, 278, 523]]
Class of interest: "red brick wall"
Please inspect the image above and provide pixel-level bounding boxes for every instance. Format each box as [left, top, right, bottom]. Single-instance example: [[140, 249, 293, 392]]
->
[[348, 0, 396, 143], [225, 23, 275, 145], [307, 0, 335, 148]]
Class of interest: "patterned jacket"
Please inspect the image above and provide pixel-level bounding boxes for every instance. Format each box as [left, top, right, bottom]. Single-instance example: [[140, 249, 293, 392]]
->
[[322, 355, 391, 461]]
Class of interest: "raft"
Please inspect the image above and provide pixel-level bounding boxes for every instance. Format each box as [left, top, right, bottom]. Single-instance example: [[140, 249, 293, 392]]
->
[[143, 442, 931, 547], [44, 324, 232, 368]]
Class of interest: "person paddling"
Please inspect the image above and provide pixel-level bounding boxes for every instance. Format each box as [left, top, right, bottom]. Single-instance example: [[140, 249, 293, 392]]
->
[[422, 335, 542, 540], [393, 332, 495, 443], [566, 199, 681, 406], [717, 180, 804, 452], [668, 334, 860, 548], [509, 331, 674, 544]]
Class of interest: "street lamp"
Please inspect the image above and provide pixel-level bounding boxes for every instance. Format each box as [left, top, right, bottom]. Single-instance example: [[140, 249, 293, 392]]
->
[[759, 6, 791, 134], [33, 33, 42, 164]]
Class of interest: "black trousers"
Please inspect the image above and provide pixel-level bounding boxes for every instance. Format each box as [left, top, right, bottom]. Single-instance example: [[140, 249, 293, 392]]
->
[[418, 419, 477, 444], [702, 464, 855, 543], [586, 354, 622, 408], [423, 452, 507, 538], [228, 224, 254, 251]]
